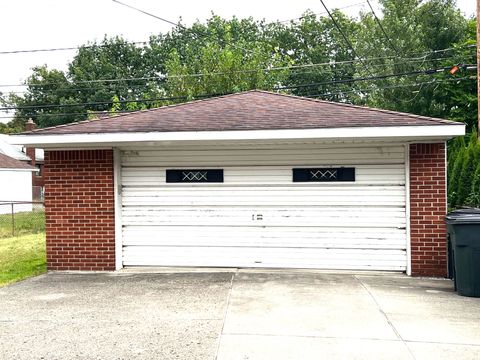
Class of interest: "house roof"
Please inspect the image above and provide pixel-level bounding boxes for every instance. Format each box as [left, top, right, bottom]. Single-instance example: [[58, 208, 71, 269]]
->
[[22, 90, 461, 136], [0, 153, 35, 170], [0, 134, 31, 161], [0, 134, 44, 162]]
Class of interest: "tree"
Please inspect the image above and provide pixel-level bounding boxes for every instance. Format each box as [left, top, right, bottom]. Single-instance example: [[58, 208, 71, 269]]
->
[[0, 2, 474, 133], [69, 37, 163, 112], [357, 0, 471, 117], [448, 133, 480, 209], [162, 16, 290, 99], [3, 65, 86, 128], [271, 10, 364, 103]]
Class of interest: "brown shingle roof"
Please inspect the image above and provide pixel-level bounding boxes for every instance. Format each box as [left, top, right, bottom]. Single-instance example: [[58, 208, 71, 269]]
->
[[23, 90, 461, 135], [0, 153, 35, 170]]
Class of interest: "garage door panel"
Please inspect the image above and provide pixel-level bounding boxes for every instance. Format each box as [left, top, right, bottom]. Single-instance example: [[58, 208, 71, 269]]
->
[[121, 186, 405, 207], [121, 164, 406, 186], [122, 226, 407, 249], [122, 246, 407, 271], [121, 146, 405, 167], [121, 208, 406, 227]]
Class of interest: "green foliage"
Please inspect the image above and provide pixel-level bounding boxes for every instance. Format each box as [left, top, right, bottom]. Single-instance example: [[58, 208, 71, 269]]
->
[[3, 65, 86, 128], [468, 163, 480, 206], [0, 232, 46, 287], [0, 210, 45, 238], [448, 133, 480, 209]]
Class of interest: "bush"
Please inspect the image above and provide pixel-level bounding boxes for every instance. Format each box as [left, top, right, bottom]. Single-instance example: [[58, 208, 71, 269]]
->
[[448, 132, 480, 209]]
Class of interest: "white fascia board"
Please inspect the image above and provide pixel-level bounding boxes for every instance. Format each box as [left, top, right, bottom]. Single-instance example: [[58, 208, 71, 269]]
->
[[10, 124, 465, 148], [0, 168, 37, 172]]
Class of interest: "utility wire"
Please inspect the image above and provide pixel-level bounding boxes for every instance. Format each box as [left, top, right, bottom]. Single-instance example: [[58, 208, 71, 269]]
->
[[277, 2, 366, 23], [0, 109, 136, 119], [112, 0, 177, 26], [365, 0, 399, 54], [0, 41, 148, 55], [0, 65, 474, 112], [276, 65, 474, 90], [0, 3, 364, 56], [318, 0, 374, 77], [0, 44, 474, 89], [0, 93, 226, 111], [304, 75, 473, 98], [0, 76, 474, 120], [112, 0, 251, 53], [1, 51, 470, 94]]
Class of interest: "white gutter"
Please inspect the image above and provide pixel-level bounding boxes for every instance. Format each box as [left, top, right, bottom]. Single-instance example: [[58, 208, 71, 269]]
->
[[10, 124, 465, 148]]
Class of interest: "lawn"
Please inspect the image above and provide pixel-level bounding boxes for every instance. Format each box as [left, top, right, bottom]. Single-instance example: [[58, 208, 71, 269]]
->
[[0, 232, 46, 287], [0, 209, 45, 238], [0, 209, 46, 287]]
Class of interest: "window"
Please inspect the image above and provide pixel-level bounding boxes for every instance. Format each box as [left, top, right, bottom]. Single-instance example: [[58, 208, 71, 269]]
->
[[166, 169, 224, 183], [292, 167, 355, 182]]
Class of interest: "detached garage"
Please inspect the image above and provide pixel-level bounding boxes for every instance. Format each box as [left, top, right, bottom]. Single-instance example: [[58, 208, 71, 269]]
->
[[13, 90, 464, 276]]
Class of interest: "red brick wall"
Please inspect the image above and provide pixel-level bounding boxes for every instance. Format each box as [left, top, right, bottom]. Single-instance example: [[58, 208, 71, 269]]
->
[[410, 143, 447, 277], [44, 150, 115, 271]]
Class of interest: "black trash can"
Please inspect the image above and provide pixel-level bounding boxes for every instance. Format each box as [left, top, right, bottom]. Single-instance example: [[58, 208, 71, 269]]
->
[[445, 208, 480, 297]]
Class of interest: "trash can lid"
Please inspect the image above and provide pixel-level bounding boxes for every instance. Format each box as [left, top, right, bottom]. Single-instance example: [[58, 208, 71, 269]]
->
[[446, 207, 480, 224]]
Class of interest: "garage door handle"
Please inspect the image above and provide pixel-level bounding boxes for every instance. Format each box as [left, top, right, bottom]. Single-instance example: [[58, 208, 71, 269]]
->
[[252, 214, 263, 221]]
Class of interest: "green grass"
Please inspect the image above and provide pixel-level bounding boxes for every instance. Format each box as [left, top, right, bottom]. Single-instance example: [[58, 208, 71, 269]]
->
[[0, 232, 46, 287], [0, 210, 45, 238]]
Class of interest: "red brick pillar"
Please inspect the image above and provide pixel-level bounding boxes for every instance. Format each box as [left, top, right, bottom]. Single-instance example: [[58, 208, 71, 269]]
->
[[44, 150, 115, 270], [409, 143, 447, 277]]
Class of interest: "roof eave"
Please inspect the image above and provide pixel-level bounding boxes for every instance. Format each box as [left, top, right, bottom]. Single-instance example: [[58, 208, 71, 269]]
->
[[10, 124, 466, 148]]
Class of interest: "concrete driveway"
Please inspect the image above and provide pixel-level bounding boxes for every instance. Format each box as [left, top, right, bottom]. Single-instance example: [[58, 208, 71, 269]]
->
[[1, 270, 480, 360]]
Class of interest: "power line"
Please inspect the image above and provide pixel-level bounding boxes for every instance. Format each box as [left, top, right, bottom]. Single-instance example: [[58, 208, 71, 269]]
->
[[304, 75, 474, 98], [0, 76, 474, 120], [0, 65, 473, 112], [0, 4, 364, 57], [0, 109, 135, 119], [112, 0, 177, 26], [0, 109, 144, 119], [277, 2, 367, 23], [1, 52, 471, 95], [0, 44, 474, 89], [276, 65, 474, 90], [0, 41, 149, 55], [365, 0, 399, 54], [318, 0, 374, 77], [0, 92, 226, 111], [112, 0, 251, 54]]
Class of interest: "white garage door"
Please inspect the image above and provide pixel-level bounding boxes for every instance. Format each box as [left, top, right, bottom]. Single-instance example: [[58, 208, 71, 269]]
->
[[120, 144, 407, 271]]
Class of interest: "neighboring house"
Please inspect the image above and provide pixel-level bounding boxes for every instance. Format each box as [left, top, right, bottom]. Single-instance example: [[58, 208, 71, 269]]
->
[[0, 129, 44, 200], [12, 90, 465, 276], [0, 153, 37, 214], [0, 134, 31, 161]]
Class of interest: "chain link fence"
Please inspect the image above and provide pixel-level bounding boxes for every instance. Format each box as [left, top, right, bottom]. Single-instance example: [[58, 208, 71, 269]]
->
[[0, 202, 45, 238]]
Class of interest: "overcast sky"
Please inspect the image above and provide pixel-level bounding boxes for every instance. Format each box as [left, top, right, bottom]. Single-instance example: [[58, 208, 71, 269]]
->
[[0, 0, 475, 123]]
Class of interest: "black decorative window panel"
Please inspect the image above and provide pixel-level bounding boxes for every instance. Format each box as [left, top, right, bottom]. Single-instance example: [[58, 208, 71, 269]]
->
[[166, 169, 224, 183], [292, 167, 355, 182]]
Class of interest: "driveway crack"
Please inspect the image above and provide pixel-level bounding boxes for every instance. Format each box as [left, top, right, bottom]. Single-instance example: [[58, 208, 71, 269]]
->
[[214, 269, 237, 360], [354, 275, 417, 360]]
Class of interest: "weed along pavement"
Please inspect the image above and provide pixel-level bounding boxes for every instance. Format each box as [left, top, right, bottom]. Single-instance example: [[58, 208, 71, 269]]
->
[[1, 270, 480, 359]]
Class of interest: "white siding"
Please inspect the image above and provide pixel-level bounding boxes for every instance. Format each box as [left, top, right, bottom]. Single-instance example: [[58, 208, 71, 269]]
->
[[120, 144, 407, 271], [0, 169, 33, 214]]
